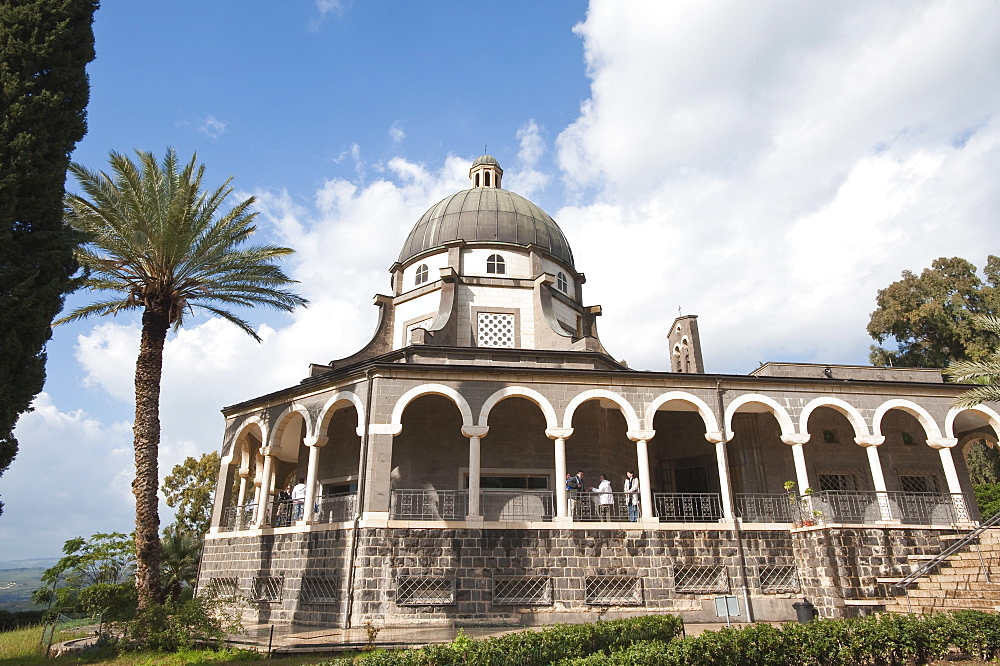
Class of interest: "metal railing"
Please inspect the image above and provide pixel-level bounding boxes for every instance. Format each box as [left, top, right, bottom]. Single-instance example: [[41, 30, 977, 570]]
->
[[314, 492, 357, 523], [571, 491, 639, 522], [480, 489, 554, 521], [390, 489, 467, 520], [268, 498, 301, 527], [734, 494, 796, 522], [810, 490, 970, 525], [221, 504, 256, 532], [653, 493, 723, 522]]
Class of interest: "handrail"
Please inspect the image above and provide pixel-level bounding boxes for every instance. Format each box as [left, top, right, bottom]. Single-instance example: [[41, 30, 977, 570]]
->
[[894, 511, 1000, 592]]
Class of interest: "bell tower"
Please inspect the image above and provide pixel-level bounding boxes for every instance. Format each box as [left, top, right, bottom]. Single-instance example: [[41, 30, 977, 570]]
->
[[469, 154, 503, 189]]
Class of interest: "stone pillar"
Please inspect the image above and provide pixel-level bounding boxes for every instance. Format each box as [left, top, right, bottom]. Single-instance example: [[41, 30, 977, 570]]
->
[[627, 430, 657, 521], [546, 428, 574, 521], [208, 459, 233, 534], [362, 425, 401, 520], [856, 435, 892, 521], [463, 426, 489, 519], [927, 437, 970, 521], [780, 433, 812, 492], [255, 447, 275, 526], [300, 435, 328, 524], [706, 430, 735, 520]]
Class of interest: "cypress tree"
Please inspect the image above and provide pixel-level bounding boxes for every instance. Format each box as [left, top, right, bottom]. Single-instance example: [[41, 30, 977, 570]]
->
[[0, 0, 98, 515]]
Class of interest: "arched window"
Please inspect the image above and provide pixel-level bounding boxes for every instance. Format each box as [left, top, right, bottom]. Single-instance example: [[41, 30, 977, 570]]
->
[[415, 264, 429, 286], [486, 254, 505, 275], [475, 173, 480, 187], [484, 171, 491, 187], [556, 272, 567, 292]]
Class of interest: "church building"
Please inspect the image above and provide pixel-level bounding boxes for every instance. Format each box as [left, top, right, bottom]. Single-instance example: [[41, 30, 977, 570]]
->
[[199, 155, 999, 627]]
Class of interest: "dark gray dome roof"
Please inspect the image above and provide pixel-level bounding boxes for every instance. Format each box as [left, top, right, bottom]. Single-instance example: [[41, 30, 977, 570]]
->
[[398, 188, 575, 268], [472, 154, 500, 167]]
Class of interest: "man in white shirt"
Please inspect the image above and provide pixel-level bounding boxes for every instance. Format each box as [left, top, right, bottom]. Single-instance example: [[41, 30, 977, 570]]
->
[[591, 474, 614, 521], [291, 477, 307, 520]]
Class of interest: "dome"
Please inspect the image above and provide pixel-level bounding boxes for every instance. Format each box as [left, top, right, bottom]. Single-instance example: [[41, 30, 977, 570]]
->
[[472, 154, 501, 168], [398, 187, 575, 268]]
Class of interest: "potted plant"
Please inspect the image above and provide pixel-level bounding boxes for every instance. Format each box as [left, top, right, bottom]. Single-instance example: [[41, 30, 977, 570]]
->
[[785, 481, 802, 527]]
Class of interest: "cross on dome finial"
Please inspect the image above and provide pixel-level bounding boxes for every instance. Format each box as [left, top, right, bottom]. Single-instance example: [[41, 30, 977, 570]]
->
[[470, 154, 502, 189]]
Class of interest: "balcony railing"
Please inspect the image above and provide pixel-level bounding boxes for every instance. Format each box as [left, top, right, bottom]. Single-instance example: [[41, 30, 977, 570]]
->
[[810, 490, 971, 525], [390, 489, 467, 520], [315, 492, 357, 523], [481, 489, 554, 521], [221, 504, 255, 532], [571, 491, 640, 522], [734, 493, 797, 522], [653, 493, 723, 522]]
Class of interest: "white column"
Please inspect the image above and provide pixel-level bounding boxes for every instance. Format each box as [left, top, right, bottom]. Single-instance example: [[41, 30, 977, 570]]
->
[[255, 448, 275, 525], [780, 433, 812, 492], [236, 473, 249, 508], [928, 437, 969, 522], [706, 430, 735, 520], [627, 430, 656, 521], [547, 428, 574, 521], [856, 436, 892, 521], [462, 426, 489, 519], [301, 436, 328, 524]]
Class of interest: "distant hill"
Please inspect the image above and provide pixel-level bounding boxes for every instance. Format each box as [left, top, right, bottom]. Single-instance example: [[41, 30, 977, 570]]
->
[[0, 561, 56, 612]]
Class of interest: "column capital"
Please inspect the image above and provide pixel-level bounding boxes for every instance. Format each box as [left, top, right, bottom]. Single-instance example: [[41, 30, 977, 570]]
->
[[705, 431, 734, 444], [304, 435, 329, 448], [627, 429, 656, 442], [368, 423, 403, 436], [462, 426, 490, 438], [260, 446, 275, 457], [780, 433, 811, 446], [545, 428, 574, 440], [854, 435, 885, 448], [926, 437, 959, 450]]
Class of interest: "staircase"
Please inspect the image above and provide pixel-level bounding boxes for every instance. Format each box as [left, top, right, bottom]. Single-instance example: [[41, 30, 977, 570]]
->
[[879, 527, 1000, 614]]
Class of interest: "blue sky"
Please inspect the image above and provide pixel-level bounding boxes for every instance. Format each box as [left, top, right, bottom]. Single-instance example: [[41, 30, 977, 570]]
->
[[3, 0, 1000, 562]]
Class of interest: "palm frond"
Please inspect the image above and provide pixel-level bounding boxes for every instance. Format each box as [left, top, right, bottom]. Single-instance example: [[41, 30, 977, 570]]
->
[[954, 385, 1000, 409]]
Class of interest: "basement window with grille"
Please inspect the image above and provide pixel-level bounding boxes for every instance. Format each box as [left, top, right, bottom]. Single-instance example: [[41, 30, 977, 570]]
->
[[299, 576, 339, 604], [757, 564, 800, 594], [206, 577, 241, 600], [584, 576, 643, 606], [252, 576, 283, 602], [673, 565, 729, 594], [396, 577, 455, 606], [492, 576, 552, 606]]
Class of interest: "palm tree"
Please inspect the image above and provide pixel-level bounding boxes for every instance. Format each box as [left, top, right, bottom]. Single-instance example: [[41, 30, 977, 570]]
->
[[160, 529, 201, 601], [57, 149, 307, 607], [945, 314, 1000, 407]]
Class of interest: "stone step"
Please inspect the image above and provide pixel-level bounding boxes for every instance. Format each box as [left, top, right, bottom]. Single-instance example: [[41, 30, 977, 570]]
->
[[902, 588, 1000, 600]]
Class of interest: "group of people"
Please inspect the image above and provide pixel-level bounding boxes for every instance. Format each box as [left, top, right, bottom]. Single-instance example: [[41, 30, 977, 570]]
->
[[565, 470, 640, 522], [274, 477, 308, 525]]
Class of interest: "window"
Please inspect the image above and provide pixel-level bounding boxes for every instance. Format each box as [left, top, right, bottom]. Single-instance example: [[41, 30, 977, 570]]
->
[[486, 254, 505, 274], [556, 272, 567, 292], [585, 576, 643, 605], [673, 565, 729, 594], [484, 171, 491, 187], [900, 475, 940, 493], [414, 263, 428, 286], [396, 577, 455, 605], [493, 576, 552, 606], [252, 576, 283, 602], [822, 429, 838, 443], [300, 577, 339, 604], [464, 475, 549, 489], [758, 565, 799, 593], [817, 473, 860, 492], [477, 312, 515, 347]]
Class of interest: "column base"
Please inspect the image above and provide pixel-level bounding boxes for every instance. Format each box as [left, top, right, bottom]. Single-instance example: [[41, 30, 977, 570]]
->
[[465, 515, 484, 525], [552, 516, 574, 527]]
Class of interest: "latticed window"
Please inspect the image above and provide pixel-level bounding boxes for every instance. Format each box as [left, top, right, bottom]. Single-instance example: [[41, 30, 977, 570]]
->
[[818, 472, 861, 492], [758, 565, 799, 593], [477, 312, 515, 348], [415, 264, 429, 286], [396, 577, 455, 605], [584, 576, 643, 606], [252, 576, 283, 602], [300, 576, 339, 604], [492, 576, 552, 606], [673, 565, 729, 594], [206, 577, 240, 600], [486, 254, 505, 274], [556, 272, 568, 292], [900, 475, 940, 493]]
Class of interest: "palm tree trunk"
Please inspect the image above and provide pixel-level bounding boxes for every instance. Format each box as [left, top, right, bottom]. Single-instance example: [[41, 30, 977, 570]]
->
[[133, 305, 168, 607]]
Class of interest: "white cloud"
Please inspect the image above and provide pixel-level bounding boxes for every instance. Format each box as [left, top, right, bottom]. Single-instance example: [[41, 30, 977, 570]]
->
[[196, 115, 227, 139], [507, 119, 550, 198], [389, 121, 406, 143]]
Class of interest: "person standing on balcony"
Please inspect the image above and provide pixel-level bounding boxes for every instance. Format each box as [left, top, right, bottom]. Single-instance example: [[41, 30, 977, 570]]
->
[[624, 470, 640, 522], [592, 474, 614, 521], [567, 470, 584, 518], [292, 477, 307, 520]]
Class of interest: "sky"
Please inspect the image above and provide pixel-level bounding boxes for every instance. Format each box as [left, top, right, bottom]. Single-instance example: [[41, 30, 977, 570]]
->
[[2, 0, 1000, 562]]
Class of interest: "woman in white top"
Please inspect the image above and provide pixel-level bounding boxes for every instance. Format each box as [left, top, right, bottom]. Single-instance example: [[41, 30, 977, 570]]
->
[[623, 470, 640, 522]]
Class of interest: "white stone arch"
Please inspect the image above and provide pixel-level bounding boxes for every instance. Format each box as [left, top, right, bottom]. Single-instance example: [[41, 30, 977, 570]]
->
[[390, 383, 474, 430], [725, 394, 795, 437], [316, 391, 366, 438], [562, 389, 640, 431], [958, 430, 999, 458], [643, 391, 719, 433], [945, 405, 1000, 439], [224, 416, 268, 465], [798, 397, 869, 438], [270, 402, 312, 460], [871, 399, 942, 440], [478, 386, 558, 430]]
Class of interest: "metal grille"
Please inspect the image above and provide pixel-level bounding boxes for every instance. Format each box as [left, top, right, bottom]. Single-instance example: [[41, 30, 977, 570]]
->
[[390, 489, 467, 520], [673, 565, 729, 594], [758, 565, 799, 593], [481, 490, 554, 521], [734, 494, 794, 522], [585, 576, 643, 605], [252, 576, 283, 602], [492, 576, 552, 606], [205, 577, 241, 599], [653, 493, 723, 522], [299, 576, 338, 604], [900, 475, 940, 493], [817, 473, 861, 492], [478, 312, 515, 348], [221, 505, 255, 531], [315, 493, 356, 523], [573, 492, 633, 521], [396, 577, 455, 606]]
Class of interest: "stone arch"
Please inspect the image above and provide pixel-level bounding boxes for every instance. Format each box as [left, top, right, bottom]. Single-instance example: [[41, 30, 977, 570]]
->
[[871, 399, 942, 439], [798, 397, 869, 438], [270, 403, 312, 461], [945, 405, 1000, 439], [391, 383, 474, 430], [563, 389, 640, 431], [316, 391, 366, 438], [725, 394, 794, 437], [225, 416, 267, 465], [643, 391, 718, 433], [479, 386, 558, 430]]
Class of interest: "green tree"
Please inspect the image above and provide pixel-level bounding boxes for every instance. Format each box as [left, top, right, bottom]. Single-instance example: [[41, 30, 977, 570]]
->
[[868, 256, 1000, 368], [163, 451, 220, 538], [57, 149, 307, 607], [32, 532, 134, 610], [945, 314, 1000, 406], [0, 0, 98, 516], [966, 439, 1000, 485], [160, 530, 201, 601]]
